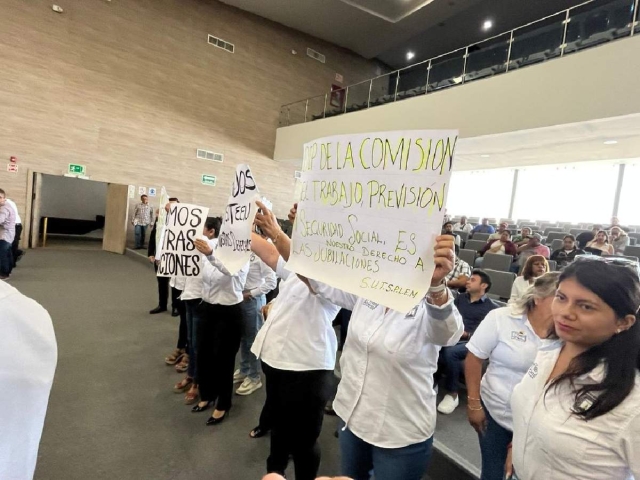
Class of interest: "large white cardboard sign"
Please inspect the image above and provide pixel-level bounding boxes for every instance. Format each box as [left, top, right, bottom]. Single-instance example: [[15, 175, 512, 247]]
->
[[157, 203, 210, 277], [216, 164, 261, 274], [286, 130, 457, 312]]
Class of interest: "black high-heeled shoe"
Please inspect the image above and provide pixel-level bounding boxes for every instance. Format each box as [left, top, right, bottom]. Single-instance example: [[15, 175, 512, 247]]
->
[[206, 409, 230, 426], [191, 401, 213, 413]]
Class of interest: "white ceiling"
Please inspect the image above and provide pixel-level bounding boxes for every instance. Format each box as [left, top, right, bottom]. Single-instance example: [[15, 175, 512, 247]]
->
[[454, 113, 640, 171]]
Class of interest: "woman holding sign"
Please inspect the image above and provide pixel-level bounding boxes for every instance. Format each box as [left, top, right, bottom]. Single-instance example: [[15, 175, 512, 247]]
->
[[254, 203, 463, 480], [192, 238, 249, 426]]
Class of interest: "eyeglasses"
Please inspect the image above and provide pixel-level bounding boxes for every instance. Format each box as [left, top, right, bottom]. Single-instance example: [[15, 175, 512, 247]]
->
[[573, 254, 640, 278]]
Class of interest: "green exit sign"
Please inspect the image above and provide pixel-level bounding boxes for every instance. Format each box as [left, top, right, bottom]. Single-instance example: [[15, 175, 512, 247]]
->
[[68, 163, 86, 174], [201, 174, 216, 186]]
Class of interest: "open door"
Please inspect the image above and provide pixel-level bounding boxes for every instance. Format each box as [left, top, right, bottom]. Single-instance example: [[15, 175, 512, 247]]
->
[[29, 172, 42, 248], [102, 183, 129, 254]]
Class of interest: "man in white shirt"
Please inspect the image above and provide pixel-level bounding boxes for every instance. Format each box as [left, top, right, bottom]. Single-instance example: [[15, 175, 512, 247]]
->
[[234, 250, 277, 396], [0, 281, 57, 480], [5, 198, 24, 267], [453, 216, 473, 234], [0, 189, 16, 280]]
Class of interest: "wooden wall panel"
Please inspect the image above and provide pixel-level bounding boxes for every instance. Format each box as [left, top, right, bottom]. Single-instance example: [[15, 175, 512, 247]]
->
[[0, 0, 383, 246]]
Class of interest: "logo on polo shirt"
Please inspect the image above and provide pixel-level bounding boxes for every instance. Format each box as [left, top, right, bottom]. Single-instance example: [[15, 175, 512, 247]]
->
[[511, 331, 527, 342], [363, 300, 379, 310], [528, 362, 538, 378]]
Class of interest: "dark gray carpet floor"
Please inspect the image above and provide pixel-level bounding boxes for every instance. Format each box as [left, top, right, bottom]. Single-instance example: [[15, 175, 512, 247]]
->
[[9, 248, 480, 480]]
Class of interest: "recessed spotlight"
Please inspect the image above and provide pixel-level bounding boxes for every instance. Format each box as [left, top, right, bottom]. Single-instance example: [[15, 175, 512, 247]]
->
[[603, 140, 618, 145], [481, 154, 490, 158], [482, 19, 493, 31], [406, 51, 415, 60]]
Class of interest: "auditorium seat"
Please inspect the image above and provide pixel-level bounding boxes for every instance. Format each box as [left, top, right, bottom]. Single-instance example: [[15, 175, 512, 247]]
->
[[550, 239, 563, 252], [547, 260, 557, 271], [464, 240, 486, 253], [454, 230, 469, 245], [458, 248, 477, 267], [483, 270, 516, 301], [546, 232, 569, 245], [623, 246, 640, 259], [472, 233, 490, 242], [482, 253, 513, 272]]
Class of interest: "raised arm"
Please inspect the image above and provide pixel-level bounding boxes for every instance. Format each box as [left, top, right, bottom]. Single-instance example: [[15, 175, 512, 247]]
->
[[194, 239, 235, 276], [250, 233, 280, 272], [254, 201, 291, 261]]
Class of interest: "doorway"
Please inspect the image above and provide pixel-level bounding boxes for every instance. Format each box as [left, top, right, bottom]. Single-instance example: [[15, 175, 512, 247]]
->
[[28, 173, 129, 253]]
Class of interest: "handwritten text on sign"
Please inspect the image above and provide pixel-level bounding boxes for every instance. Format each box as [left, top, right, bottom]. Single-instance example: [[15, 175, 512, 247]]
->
[[216, 164, 261, 274], [157, 203, 210, 277], [286, 130, 457, 312]]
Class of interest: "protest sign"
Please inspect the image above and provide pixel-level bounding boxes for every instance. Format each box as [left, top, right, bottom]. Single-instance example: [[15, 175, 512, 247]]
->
[[157, 203, 209, 277], [286, 130, 457, 312], [216, 164, 261, 274]]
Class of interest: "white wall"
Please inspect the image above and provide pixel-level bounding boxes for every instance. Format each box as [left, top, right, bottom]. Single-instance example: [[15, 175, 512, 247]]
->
[[274, 35, 640, 165], [40, 175, 107, 221]]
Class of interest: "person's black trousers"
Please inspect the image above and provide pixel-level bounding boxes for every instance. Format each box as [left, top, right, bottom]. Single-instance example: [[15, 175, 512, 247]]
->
[[153, 263, 170, 310], [195, 301, 243, 411], [263, 362, 334, 480], [171, 287, 187, 350], [11, 223, 22, 267]]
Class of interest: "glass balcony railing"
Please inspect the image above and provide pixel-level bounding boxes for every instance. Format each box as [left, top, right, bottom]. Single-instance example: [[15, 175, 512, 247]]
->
[[279, 0, 639, 127]]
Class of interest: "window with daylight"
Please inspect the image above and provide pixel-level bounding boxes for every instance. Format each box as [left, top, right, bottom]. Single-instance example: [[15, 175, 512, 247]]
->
[[617, 162, 640, 226], [446, 169, 515, 219]]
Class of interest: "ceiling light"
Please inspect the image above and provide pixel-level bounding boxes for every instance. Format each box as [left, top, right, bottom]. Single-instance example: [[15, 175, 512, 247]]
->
[[603, 140, 618, 145], [481, 154, 490, 158], [406, 51, 415, 60], [482, 19, 493, 31]]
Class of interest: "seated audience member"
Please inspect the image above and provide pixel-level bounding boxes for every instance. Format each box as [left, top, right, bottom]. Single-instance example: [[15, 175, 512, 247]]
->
[[509, 255, 549, 305], [576, 225, 601, 249], [471, 218, 496, 237], [465, 273, 559, 480], [607, 215, 630, 232], [453, 216, 473, 234], [475, 231, 517, 268], [610, 226, 630, 256], [508, 260, 640, 480], [585, 230, 615, 255], [488, 222, 509, 241], [442, 221, 460, 250], [512, 227, 532, 246], [445, 257, 472, 291], [550, 235, 585, 269], [1, 280, 57, 480], [515, 234, 550, 271], [437, 270, 499, 415]]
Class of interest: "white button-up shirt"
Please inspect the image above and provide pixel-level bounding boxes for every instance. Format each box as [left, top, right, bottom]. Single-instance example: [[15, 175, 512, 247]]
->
[[511, 343, 640, 480], [245, 253, 277, 298], [0, 281, 57, 480], [466, 306, 554, 430], [201, 246, 248, 306], [5, 199, 22, 224], [453, 222, 473, 234], [251, 257, 341, 371], [180, 239, 217, 301], [309, 279, 463, 449]]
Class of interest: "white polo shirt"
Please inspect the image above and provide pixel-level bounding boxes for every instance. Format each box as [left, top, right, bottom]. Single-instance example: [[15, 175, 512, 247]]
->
[[251, 257, 341, 371], [0, 281, 57, 480], [244, 253, 277, 298], [180, 238, 218, 301], [309, 279, 463, 449], [201, 246, 248, 306], [511, 343, 640, 480], [466, 306, 556, 430]]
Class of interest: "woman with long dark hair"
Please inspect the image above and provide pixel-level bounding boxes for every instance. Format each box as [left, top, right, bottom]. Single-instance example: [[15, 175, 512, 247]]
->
[[508, 258, 640, 479]]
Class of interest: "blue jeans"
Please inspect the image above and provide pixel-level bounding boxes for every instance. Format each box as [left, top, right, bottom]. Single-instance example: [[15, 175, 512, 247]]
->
[[185, 299, 201, 380], [134, 224, 147, 248], [339, 424, 433, 480], [440, 341, 468, 393], [239, 294, 265, 381], [478, 403, 513, 480], [0, 240, 13, 277]]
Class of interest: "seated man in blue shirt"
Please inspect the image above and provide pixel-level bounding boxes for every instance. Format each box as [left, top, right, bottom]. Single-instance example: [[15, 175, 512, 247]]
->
[[436, 269, 499, 414], [471, 218, 496, 237]]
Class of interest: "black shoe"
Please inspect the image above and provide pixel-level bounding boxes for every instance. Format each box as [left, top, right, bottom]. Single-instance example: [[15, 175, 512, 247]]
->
[[149, 306, 167, 314], [249, 426, 269, 438], [206, 409, 230, 426], [171, 308, 179, 317], [191, 401, 213, 413]]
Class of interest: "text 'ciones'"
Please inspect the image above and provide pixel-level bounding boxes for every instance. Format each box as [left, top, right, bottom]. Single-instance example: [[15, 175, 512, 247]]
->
[[287, 130, 457, 312]]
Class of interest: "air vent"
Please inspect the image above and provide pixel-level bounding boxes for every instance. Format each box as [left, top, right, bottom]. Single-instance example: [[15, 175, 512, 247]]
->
[[196, 149, 224, 162], [208, 35, 235, 53], [306, 48, 325, 64], [294, 171, 302, 179]]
